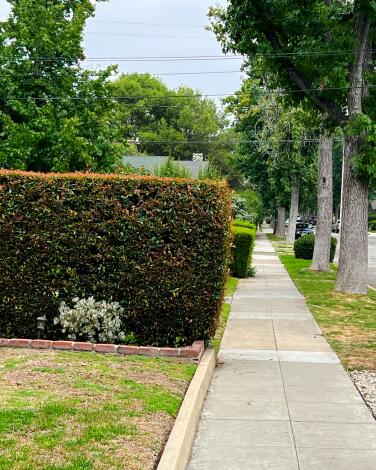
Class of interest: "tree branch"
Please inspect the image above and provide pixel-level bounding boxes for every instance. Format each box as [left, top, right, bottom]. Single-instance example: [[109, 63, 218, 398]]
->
[[264, 26, 346, 124]]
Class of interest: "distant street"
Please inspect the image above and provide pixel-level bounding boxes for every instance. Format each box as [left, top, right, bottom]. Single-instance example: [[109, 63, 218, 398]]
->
[[333, 232, 376, 289]]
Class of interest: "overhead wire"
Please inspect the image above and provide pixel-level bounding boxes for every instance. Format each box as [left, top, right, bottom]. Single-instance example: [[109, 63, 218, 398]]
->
[[0, 49, 373, 62], [85, 31, 210, 39], [89, 20, 205, 28], [121, 138, 342, 145], [0, 84, 372, 101], [0, 55, 244, 62], [0, 70, 245, 78]]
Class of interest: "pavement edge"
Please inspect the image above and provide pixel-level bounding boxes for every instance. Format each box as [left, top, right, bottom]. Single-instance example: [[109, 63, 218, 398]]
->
[[157, 347, 216, 470]]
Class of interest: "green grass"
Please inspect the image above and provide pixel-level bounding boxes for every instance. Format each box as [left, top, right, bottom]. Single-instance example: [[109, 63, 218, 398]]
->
[[210, 303, 231, 352], [0, 349, 196, 470], [225, 276, 239, 297], [266, 234, 294, 254], [209, 277, 239, 351], [279, 255, 376, 371], [266, 233, 285, 242]]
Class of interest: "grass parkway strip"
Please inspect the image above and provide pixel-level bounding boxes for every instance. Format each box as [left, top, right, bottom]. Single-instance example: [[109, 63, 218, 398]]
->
[[268, 234, 376, 371]]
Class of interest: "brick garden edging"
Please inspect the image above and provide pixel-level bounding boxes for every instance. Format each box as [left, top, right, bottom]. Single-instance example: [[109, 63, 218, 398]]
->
[[0, 338, 205, 360]]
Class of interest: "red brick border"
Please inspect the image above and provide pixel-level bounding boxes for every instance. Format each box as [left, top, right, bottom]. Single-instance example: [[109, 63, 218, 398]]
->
[[0, 338, 204, 360]]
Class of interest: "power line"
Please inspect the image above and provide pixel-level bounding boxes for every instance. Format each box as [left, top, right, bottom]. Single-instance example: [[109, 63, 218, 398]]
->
[[90, 20, 205, 28], [1, 49, 372, 62], [0, 55, 243, 62], [0, 70, 244, 78], [127, 139, 335, 145], [85, 31, 210, 39], [0, 84, 372, 101]]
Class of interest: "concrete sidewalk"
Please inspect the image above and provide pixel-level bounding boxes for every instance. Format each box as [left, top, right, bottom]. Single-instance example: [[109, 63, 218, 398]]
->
[[188, 232, 376, 470]]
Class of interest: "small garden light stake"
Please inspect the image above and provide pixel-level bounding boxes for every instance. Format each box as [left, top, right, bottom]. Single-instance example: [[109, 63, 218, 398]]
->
[[37, 316, 47, 339]]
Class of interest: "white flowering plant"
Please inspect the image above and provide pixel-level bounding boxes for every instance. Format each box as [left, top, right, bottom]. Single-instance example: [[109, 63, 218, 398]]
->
[[54, 297, 128, 344]]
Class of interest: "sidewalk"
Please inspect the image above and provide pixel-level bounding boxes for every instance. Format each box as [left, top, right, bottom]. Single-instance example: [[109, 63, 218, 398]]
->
[[188, 232, 376, 470]]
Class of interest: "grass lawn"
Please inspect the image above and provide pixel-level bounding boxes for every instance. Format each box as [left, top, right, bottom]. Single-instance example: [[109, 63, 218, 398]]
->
[[0, 349, 196, 470], [279, 255, 376, 371], [266, 234, 294, 254], [225, 276, 238, 297]]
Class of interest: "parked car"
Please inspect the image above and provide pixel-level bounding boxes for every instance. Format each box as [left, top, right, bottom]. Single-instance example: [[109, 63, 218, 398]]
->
[[308, 217, 317, 226], [295, 223, 314, 239], [332, 220, 340, 233]]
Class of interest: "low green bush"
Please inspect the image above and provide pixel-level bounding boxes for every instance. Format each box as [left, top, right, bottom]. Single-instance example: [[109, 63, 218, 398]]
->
[[231, 224, 256, 278], [369, 220, 376, 230], [0, 170, 232, 346], [294, 234, 337, 262]]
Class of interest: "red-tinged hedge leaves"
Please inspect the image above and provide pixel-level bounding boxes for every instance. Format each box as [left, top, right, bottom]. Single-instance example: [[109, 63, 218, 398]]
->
[[0, 171, 232, 346]]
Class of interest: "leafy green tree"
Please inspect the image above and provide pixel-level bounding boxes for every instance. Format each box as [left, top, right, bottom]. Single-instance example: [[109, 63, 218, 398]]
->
[[209, 1, 376, 293], [224, 79, 317, 238], [0, 0, 124, 172], [113, 73, 223, 161], [238, 189, 264, 227]]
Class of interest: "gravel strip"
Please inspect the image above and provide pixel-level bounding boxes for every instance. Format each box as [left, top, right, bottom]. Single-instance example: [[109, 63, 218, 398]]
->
[[350, 370, 376, 417]]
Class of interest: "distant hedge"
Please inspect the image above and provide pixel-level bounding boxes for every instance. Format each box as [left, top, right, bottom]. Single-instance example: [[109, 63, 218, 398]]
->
[[233, 220, 256, 231], [0, 171, 232, 346], [231, 222, 256, 278]]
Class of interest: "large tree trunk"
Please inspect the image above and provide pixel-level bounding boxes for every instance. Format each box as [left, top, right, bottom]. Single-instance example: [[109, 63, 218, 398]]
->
[[276, 206, 286, 238], [335, 138, 368, 294], [311, 135, 333, 271], [287, 176, 300, 244], [335, 10, 370, 294]]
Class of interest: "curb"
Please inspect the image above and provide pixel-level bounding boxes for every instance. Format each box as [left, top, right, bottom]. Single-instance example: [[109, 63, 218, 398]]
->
[[0, 338, 205, 360], [157, 347, 216, 470]]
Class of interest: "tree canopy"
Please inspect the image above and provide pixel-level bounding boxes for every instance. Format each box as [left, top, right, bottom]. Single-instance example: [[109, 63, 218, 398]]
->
[[209, 0, 376, 293], [113, 73, 224, 161], [0, 0, 124, 172]]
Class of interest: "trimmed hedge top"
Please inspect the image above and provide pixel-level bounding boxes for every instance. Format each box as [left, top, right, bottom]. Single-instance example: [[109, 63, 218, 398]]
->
[[0, 170, 232, 346], [233, 220, 256, 231]]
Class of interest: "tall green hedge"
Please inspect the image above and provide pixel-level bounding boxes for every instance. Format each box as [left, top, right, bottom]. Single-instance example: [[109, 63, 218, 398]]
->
[[0, 171, 232, 346], [231, 222, 256, 278]]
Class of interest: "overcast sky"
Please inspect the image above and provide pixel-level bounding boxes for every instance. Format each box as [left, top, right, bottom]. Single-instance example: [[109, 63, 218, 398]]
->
[[0, 0, 244, 97]]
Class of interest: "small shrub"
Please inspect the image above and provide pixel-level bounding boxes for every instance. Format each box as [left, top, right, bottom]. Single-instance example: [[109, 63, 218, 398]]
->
[[198, 161, 222, 180], [117, 163, 151, 176], [231, 225, 256, 278], [154, 158, 192, 178], [294, 234, 337, 262], [54, 297, 128, 343]]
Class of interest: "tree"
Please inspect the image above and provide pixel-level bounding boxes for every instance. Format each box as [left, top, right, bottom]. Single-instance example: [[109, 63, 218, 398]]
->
[[311, 135, 333, 271], [209, 1, 376, 294], [0, 0, 123, 172], [113, 73, 223, 161], [268, 106, 317, 243], [224, 79, 317, 239]]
